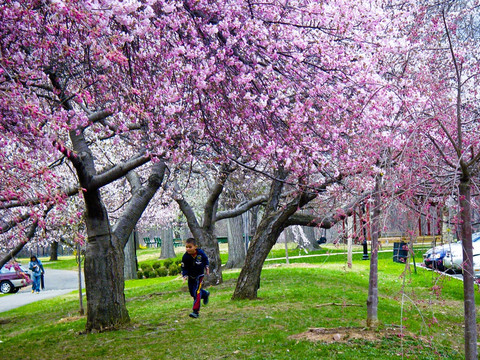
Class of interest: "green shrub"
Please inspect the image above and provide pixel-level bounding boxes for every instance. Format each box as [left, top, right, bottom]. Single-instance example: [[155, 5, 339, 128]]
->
[[174, 259, 182, 265], [136, 270, 143, 279], [140, 263, 152, 271], [163, 258, 173, 269], [168, 264, 180, 276], [152, 261, 162, 270], [156, 268, 168, 277], [143, 270, 156, 278]]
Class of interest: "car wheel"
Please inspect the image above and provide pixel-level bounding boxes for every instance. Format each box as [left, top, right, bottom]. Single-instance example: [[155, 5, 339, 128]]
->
[[0, 280, 13, 294], [436, 263, 446, 272]]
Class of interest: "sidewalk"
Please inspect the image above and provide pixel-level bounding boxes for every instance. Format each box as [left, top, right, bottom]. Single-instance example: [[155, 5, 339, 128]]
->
[[0, 288, 77, 313], [0, 269, 83, 313]]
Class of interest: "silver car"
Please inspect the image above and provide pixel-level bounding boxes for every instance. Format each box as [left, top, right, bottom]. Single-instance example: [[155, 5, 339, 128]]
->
[[0, 263, 32, 293], [442, 232, 480, 272]]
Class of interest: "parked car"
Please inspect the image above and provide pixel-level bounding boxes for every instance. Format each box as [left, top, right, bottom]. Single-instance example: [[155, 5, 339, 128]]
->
[[0, 263, 32, 294], [442, 232, 480, 272], [423, 244, 451, 271], [474, 254, 480, 278]]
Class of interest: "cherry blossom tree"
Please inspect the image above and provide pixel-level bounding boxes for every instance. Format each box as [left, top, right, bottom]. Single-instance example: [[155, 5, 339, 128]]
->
[[0, 0, 182, 331], [173, 161, 268, 285], [395, 2, 480, 357]]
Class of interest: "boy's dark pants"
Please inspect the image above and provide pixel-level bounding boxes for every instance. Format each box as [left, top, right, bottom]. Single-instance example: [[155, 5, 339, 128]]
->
[[188, 275, 208, 312]]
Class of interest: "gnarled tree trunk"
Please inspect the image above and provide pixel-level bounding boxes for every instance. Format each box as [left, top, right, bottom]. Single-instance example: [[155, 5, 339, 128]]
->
[[233, 173, 349, 300], [83, 190, 130, 331], [233, 169, 318, 299], [160, 227, 176, 259], [49, 241, 58, 261], [124, 231, 137, 280], [225, 215, 246, 269], [232, 211, 287, 299]]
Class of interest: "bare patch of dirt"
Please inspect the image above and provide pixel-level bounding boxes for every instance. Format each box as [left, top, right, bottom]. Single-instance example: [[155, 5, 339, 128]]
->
[[57, 315, 85, 324], [290, 327, 408, 344]]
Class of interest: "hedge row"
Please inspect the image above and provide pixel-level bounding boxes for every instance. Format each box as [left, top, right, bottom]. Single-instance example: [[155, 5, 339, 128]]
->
[[137, 258, 182, 279]]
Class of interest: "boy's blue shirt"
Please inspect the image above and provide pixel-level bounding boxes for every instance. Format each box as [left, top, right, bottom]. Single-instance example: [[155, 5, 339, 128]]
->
[[181, 248, 209, 278]]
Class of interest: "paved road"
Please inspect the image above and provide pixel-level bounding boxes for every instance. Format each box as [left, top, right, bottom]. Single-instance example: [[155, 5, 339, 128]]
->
[[0, 269, 84, 313]]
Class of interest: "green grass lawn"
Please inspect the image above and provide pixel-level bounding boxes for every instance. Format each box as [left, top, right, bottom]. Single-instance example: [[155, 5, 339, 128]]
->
[[1, 245, 475, 359]]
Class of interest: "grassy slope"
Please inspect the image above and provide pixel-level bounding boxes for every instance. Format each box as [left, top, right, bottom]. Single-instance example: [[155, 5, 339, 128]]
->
[[0, 247, 474, 359]]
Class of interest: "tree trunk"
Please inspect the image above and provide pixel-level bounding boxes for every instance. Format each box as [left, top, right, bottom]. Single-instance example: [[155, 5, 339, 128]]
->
[[347, 225, 353, 269], [366, 175, 381, 328], [290, 225, 318, 251], [459, 178, 478, 360], [199, 228, 222, 285], [302, 226, 319, 250], [160, 227, 176, 259], [284, 227, 293, 249], [225, 215, 245, 269], [83, 190, 129, 332], [250, 206, 259, 236], [232, 212, 286, 299], [49, 241, 58, 261], [232, 169, 317, 300], [123, 231, 137, 280]]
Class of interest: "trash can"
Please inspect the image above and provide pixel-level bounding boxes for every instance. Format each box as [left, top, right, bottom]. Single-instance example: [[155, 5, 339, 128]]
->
[[393, 242, 408, 263]]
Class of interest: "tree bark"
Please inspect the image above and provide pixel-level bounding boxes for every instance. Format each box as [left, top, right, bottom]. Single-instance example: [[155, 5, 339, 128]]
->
[[250, 206, 259, 235], [232, 171, 345, 300], [76, 150, 165, 331], [49, 241, 58, 261], [174, 164, 239, 286], [232, 169, 318, 299], [160, 227, 176, 259], [302, 226, 319, 250], [83, 189, 130, 332], [366, 175, 381, 328], [232, 212, 287, 299], [459, 178, 478, 360], [123, 231, 137, 280], [290, 225, 317, 251], [225, 215, 245, 269], [200, 228, 222, 285], [347, 217, 353, 268]]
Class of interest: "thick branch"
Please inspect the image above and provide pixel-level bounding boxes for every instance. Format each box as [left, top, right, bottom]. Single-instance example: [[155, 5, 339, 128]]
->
[[175, 196, 203, 240], [0, 218, 40, 269], [203, 164, 234, 228], [0, 213, 31, 234], [90, 153, 151, 190], [216, 195, 268, 221], [88, 110, 114, 123], [285, 195, 368, 228], [113, 161, 167, 248]]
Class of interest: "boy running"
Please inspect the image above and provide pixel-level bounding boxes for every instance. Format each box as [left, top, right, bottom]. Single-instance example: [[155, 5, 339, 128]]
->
[[181, 237, 210, 318]]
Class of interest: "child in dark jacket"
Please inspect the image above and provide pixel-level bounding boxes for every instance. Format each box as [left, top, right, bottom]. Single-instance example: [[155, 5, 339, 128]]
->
[[181, 237, 210, 318]]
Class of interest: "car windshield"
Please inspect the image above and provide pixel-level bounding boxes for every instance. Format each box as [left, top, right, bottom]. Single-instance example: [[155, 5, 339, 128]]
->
[[0, 266, 16, 274], [0, 264, 26, 273]]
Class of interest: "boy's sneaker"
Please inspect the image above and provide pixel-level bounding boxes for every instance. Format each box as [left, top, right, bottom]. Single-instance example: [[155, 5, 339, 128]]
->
[[189, 312, 199, 318], [203, 290, 210, 305]]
